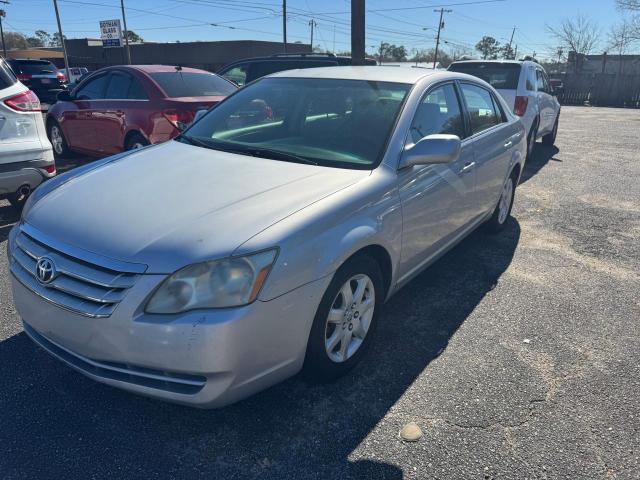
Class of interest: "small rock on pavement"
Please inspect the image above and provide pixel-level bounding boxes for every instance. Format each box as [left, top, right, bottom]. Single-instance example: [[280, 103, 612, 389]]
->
[[523, 338, 531, 344], [400, 422, 423, 442]]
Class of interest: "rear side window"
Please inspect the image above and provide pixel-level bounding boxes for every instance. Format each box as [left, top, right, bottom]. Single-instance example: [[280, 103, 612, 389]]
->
[[449, 62, 521, 90], [8, 60, 58, 75], [0, 59, 17, 89], [105, 73, 131, 99], [149, 72, 236, 98], [460, 83, 501, 135]]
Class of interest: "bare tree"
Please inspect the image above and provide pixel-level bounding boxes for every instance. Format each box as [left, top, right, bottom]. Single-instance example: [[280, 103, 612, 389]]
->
[[615, 0, 640, 40], [547, 14, 601, 56], [616, 0, 640, 10]]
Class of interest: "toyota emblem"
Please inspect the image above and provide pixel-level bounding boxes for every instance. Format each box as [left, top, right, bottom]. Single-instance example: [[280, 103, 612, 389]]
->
[[36, 257, 56, 284]]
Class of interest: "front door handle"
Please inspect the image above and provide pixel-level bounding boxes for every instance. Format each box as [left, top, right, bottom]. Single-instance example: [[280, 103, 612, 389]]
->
[[504, 141, 513, 148], [459, 161, 476, 175]]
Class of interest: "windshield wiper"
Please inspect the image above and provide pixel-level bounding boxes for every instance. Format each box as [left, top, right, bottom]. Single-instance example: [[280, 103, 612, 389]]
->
[[239, 147, 318, 166], [177, 134, 224, 151]]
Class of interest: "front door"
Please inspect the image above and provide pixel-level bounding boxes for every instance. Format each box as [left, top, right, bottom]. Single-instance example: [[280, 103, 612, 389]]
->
[[397, 82, 476, 281]]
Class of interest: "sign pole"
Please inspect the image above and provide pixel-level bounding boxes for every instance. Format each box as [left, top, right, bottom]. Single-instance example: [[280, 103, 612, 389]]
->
[[53, 0, 70, 75], [120, 0, 131, 64]]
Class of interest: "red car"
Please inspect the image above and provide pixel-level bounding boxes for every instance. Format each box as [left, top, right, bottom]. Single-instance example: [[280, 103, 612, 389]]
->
[[46, 65, 237, 157]]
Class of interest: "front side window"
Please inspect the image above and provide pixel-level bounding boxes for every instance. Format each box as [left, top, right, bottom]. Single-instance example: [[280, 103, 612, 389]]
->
[[183, 77, 410, 169], [409, 83, 465, 144], [460, 83, 501, 135], [536, 70, 548, 93], [75, 75, 109, 100]]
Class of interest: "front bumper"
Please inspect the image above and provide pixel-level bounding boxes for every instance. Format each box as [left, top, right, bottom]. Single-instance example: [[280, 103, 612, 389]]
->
[[9, 233, 331, 407]]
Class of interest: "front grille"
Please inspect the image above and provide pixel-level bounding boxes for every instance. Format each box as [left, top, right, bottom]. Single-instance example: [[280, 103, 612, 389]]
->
[[10, 226, 143, 318], [24, 322, 206, 395]]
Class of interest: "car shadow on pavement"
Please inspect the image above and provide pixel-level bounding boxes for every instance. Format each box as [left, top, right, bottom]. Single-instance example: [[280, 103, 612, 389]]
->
[[520, 144, 561, 184], [0, 220, 520, 479]]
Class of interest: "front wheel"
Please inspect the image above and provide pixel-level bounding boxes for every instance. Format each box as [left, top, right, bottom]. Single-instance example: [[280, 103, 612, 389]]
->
[[303, 255, 384, 382], [486, 173, 516, 233], [47, 121, 70, 158]]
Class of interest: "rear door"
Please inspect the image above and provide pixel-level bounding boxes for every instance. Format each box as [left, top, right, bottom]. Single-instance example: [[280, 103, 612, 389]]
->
[[535, 68, 555, 134], [0, 60, 46, 166], [458, 82, 516, 215]]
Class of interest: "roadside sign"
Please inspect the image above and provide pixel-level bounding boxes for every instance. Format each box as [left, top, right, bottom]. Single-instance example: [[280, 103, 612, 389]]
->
[[99, 19, 123, 48]]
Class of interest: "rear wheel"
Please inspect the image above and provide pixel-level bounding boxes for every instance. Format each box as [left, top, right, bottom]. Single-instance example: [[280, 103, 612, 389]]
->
[[125, 133, 149, 151], [47, 121, 70, 158], [303, 255, 383, 382], [486, 171, 517, 233], [542, 114, 559, 146]]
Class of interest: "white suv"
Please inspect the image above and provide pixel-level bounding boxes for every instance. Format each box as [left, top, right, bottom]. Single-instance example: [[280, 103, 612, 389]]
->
[[0, 58, 55, 208], [449, 59, 560, 160]]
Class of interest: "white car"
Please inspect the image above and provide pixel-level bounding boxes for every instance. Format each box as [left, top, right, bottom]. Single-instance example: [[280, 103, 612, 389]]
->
[[0, 59, 55, 208], [59, 67, 89, 85], [449, 59, 560, 160]]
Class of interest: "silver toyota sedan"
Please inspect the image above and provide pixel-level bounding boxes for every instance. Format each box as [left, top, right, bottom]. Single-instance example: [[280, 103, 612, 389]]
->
[[8, 67, 526, 408]]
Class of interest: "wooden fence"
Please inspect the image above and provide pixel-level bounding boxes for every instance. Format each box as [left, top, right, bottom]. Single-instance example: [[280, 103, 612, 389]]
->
[[557, 73, 640, 108]]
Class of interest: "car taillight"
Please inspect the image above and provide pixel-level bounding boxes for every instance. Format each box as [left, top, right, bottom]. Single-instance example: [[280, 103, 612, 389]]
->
[[3, 90, 41, 112], [514, 96, 529, 117], [44, 164, 56, 174], [56, 72, 66, 82], [17, 73, 31, 82], [163, 109, 195, 131]]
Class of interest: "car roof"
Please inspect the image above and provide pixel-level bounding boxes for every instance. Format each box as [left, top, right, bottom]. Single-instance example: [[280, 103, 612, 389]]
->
[[267, 65, 442, 84], [450, 59, 540, 67]]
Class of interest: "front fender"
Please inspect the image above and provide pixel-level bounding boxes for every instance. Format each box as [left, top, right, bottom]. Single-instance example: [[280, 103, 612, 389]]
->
[[234, 168, 403, 302]]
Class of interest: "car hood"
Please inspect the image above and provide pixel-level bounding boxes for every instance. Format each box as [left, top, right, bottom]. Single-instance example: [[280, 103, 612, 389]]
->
[[25, 141, 369, 273]]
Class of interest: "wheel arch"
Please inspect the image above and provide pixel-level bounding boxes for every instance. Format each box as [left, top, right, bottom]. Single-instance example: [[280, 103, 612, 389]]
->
[[123, 129, 149, 149], [342, 244, 393, 300]]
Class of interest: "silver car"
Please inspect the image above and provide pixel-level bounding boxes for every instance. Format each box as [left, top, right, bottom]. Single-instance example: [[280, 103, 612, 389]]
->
[[8, 67, 525, 408]]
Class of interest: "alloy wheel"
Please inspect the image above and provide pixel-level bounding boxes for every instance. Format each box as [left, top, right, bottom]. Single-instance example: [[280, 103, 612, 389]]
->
[[50, 125, 64, 155], [324, 274, 375, 363], [498, 178, 514, 224]]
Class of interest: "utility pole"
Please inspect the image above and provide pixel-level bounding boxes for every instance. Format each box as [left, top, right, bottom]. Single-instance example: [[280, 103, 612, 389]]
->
[[433, 8, 452, 69], [556, 47, 563, 64], [378, 40, 384, 65], [0, 3, 7, 59], [120, 0, 131, 64], [332, 24, 336, 54], [52, 0, 70, 75], [282, 0, 287, 52], [308, 19, 316, 51], [507, 26, 515, 59], [351, 0, 365, 65]]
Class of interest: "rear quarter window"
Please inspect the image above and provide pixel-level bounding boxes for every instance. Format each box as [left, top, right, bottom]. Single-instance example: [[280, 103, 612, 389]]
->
[[149, 72, 236, 98], [449, 63, 521, 90]]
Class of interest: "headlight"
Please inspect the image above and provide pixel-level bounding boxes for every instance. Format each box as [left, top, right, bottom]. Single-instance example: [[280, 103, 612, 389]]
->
[[145, 249, 278, 314]]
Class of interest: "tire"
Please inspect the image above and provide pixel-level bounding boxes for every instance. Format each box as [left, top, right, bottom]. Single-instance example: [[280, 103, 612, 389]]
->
[[542, 114, 559, 146], [125, 133, 149, 151], [303, 254, 384, 382], [47, 121, 71, 158], [526, 119, 538, 162], [486, 170, 517, 233], [7, 187, 30, 210]]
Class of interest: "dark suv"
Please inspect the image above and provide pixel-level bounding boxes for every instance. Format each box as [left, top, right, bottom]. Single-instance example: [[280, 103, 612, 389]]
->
[[218, 53, 376, 86], [7, 59, 67, 104]]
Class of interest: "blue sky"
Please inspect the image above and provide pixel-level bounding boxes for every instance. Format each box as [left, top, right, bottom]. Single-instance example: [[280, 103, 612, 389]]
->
[[2, 0, 628, 60]]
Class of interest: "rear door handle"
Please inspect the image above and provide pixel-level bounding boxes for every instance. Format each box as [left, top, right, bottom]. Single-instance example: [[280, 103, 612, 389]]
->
[[459, 161, 476, 174]]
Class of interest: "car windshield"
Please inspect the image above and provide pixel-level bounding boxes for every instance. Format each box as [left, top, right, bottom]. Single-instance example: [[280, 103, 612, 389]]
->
[[149, 72, 236, 97], [449, 62, 521, 90], [182, 77, 410, 169]]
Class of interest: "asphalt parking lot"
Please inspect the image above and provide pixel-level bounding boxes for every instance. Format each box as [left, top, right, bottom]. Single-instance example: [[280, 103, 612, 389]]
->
[[1, 106, 639, 479]]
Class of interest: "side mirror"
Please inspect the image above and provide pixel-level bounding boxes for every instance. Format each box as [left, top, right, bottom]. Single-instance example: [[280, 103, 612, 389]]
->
[[56, 90, 72, 102], [399, 134, 461, 169]]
